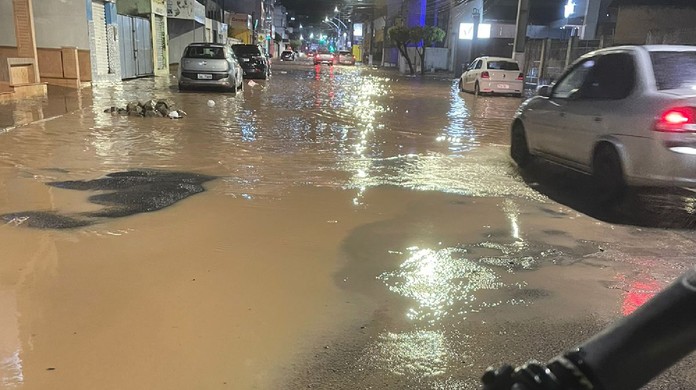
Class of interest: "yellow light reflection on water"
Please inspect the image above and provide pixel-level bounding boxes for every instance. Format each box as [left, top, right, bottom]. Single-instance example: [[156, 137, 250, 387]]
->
[[361, 330, 450, 377], [379, 247, 503, 323]]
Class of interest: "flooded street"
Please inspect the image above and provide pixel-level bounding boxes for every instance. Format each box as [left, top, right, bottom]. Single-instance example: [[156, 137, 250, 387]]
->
[[1, 62, 695, 389]]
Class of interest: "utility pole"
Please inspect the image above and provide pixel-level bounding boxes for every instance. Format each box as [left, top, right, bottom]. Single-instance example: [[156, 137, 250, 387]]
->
[[469, 8, 480, 62], [512, 0, 529, 73]]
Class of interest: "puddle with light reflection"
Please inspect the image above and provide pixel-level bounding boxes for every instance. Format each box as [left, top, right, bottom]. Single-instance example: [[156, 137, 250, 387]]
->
[[360, 330, 452, 377]]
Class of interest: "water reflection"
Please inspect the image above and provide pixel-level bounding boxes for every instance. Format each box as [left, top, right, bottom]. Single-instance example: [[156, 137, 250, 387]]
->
[[360, 330, 450, 377], [437, 82, 478, 153], [379, 246, 503, 322], [344, 150, 546, 201], [0, 290, 22, 388]]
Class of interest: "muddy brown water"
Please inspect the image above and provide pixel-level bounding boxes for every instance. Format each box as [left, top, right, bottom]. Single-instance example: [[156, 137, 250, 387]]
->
[[1, 64, 695, 389]]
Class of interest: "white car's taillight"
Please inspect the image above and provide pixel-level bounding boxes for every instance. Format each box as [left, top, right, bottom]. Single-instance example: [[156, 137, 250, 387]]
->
[[655, 107, 696, 132]]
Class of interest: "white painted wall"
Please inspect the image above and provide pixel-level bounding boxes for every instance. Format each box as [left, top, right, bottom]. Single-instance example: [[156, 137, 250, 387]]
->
[[0, 0, 90, 49], [167, 19, 207, 64], [33, 0, 90, 49]]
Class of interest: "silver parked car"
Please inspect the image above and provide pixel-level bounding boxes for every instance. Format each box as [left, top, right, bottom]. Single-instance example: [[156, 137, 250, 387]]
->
[[178, 43, 243, 93], [511, 45, 696, 201]]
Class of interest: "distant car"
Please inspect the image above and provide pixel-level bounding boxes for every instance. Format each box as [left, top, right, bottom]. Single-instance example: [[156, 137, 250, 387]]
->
[[459, 56, 523, 97], [511, 45, 696, 201], [280, 50, 295, 61], [231, 44, 270, 79], [314, 49, 336, 65], [178, 42, 243, 93], [337, 50, 355, 65]]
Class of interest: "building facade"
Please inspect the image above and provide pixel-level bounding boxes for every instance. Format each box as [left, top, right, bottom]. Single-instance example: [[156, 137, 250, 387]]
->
[[0, 0, 121, 91], [117, 0, 170, 77], [612, 0, 696, 45]]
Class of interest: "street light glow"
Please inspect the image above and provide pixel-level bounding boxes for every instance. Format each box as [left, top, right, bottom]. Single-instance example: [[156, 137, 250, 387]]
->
[[564, 0, 575, 18]]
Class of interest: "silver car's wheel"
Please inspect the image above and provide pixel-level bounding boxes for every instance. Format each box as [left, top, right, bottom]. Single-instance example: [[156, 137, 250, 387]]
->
[[593, 145, 626, 204], [510, 123, 531, 168]]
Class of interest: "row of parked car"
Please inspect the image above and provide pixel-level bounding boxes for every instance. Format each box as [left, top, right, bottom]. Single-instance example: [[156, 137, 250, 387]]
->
[[464, 45, 696, 202], [279, 48, 357, 66], [177, 42, 271, 93]]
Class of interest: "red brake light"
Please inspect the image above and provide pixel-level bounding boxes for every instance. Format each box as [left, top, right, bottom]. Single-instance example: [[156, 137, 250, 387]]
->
[[481, 71, 490, 79], [664, 111, 689, 124], [517, 72, 524, 80], [655, 107, 696, 132]]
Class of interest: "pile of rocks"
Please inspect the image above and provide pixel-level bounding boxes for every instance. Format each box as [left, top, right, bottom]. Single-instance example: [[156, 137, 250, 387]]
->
[[103, 100, 187, 119]]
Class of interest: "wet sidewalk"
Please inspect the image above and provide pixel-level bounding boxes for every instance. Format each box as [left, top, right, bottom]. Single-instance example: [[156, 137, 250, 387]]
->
[[0, 85, 96, 132]]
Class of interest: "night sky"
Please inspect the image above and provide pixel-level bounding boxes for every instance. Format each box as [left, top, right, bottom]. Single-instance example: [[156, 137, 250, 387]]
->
[[280, 0, 336, 22], [277, 0, 570, 25]]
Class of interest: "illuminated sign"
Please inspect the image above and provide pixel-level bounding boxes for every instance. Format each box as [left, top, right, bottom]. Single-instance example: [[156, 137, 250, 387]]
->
[[353, 23, 363, 37], [459, 23, 491, 40]]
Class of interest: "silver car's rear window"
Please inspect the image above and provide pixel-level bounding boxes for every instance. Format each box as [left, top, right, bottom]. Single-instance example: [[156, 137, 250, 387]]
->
[[185, 46, 225, 59], [486, 61, 519, 71], [650, 51, 696, 90]]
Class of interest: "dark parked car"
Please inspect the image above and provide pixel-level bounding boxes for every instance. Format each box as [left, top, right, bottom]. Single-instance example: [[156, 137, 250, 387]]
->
[[178, 43, 243, 93], [231, 44, 270, 79], [280, 50, 295, 61]]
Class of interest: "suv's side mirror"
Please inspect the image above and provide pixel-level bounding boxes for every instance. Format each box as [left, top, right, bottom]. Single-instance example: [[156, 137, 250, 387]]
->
[[537, 85, 551, 97]]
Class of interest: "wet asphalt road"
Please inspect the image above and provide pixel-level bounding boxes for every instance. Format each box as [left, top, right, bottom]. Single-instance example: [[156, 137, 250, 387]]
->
[[0, 60, 695, 389]]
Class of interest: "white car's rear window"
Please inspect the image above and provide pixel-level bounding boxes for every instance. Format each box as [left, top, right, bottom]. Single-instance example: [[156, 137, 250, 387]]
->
[[650, 51, 696, 90], [486, 61, 519, 71]]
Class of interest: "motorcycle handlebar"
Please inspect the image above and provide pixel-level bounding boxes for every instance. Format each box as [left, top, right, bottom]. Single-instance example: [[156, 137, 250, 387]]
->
[[482, 267, 696, 390]]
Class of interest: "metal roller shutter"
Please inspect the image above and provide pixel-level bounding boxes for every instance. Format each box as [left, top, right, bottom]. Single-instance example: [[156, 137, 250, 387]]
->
[[91, 0, 109, 75]]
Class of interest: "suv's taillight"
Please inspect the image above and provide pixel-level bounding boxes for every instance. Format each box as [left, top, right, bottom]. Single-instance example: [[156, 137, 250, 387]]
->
[[517, 72, 524, 80], [481, 71, 490, 79], [655, 107, 696, 132]]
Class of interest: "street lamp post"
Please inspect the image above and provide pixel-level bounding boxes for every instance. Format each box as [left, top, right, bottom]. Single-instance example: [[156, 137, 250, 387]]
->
[[470, 8, 480, 61]]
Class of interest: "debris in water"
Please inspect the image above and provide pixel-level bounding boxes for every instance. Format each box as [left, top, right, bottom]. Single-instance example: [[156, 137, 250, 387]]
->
[[102, 99, 182, 119]]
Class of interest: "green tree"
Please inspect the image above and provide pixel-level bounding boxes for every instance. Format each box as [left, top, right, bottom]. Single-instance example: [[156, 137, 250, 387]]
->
[[410, 26, 446, 75], [289, 39, 302, 51], [388, 25, 415, 75]]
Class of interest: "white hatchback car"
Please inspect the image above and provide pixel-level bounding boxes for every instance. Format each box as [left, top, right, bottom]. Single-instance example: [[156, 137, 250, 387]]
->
[[511, 45, 696, 200], [459, 56, 523, 97]]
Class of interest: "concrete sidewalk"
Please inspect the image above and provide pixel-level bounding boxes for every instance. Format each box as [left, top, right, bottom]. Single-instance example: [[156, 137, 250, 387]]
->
[[0, 85, 94, 132]]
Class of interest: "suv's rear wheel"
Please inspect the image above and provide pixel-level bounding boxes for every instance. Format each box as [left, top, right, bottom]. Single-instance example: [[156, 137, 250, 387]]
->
[[510, 123, 531, 167], [593, 145, 626, 203]]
